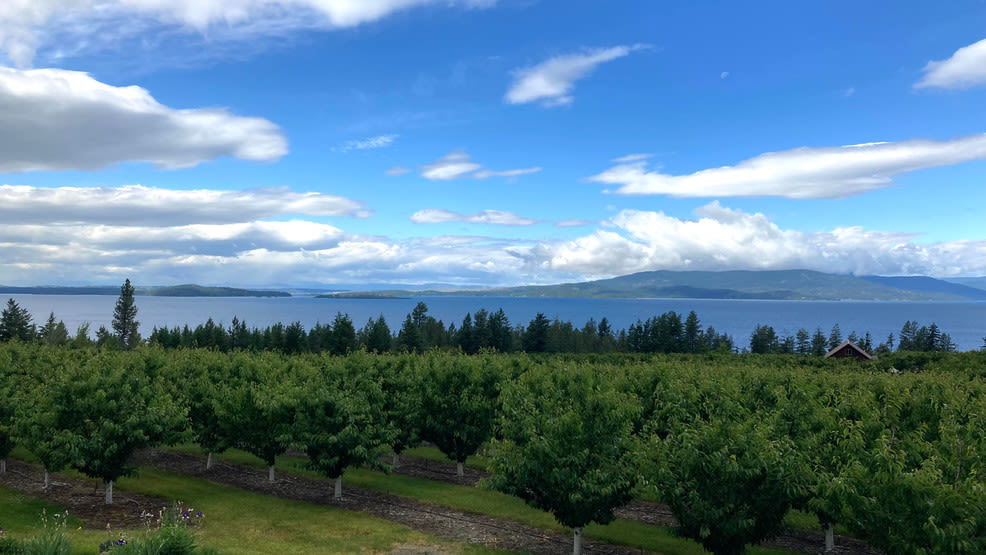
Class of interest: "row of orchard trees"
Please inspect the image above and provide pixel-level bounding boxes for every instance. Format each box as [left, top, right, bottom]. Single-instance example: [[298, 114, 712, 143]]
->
[[2, 343, 986, 554]]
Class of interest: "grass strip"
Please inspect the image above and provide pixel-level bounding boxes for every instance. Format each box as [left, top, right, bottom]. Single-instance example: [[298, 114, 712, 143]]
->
[[177, 446, 795, 554]]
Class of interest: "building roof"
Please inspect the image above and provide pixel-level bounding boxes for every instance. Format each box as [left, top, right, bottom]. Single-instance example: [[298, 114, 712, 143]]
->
[[824, 340, 874, 360]]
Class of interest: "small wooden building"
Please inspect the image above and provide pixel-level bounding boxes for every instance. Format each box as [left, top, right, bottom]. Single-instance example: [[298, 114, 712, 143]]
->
[[824, 340, 874, 361]]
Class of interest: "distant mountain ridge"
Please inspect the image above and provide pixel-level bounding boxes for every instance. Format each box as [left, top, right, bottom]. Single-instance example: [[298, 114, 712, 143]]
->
[[325, 270, 986, 301], [860, 276, 986, 301]]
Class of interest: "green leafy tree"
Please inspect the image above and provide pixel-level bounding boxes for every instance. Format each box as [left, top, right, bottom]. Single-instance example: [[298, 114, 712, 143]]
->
[[293, 358, 392, 498], [111, 279, 140, 349], [0, 349, 18, 473], [0, 298, 35, 342], [13, 349, 88, 489], [215, 354, 296, 481], [60, 351, 186, 503], [490, 364, 640, 554], [648, 416, 809, 555], [377, 354, 423, 467], [419, 353, 500, 476]]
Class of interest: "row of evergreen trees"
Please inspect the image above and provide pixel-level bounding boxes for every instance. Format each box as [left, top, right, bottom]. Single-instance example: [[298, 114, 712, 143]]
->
[[1, 291, 964, 355]]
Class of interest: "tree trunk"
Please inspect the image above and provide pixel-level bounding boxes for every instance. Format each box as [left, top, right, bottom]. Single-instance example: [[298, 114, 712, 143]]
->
[[393, 453, 399, 469], [334, 476, 343, 499], [206, 451, 214, 470], [105, 480, 114, 505], [44, 469, 50, 489], [573, 527, 583, 555], [268, 464, 276, 482], [825, 523, 835, 552], [456, 461, 464, 477], [0, 458, 5, 473]]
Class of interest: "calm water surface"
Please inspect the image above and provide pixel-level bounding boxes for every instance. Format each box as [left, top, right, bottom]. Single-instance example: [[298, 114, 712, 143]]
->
[[7, 294, 985, 351]]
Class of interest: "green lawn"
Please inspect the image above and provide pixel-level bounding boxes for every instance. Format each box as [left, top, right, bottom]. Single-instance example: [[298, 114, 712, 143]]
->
[[174, 446, 797, 555], [1, 451, 502, 555], [6, 444, 807, 554]]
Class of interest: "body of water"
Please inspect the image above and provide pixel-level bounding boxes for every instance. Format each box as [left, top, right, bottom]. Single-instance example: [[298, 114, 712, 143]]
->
[[6, 294, 985, 352]]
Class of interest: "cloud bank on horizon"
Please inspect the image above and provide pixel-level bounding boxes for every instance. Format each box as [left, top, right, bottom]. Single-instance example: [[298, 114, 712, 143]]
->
[[0, 1, 984, 288]]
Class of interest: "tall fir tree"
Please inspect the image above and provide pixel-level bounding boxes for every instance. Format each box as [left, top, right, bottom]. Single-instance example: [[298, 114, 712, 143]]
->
[[111, 279, 140, 349]]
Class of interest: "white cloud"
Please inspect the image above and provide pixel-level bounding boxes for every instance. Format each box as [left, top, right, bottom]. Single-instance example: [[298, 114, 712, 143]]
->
[[0, 0, 499, 67], [915, 38, 986, 90], [505, 44, 648, 107], [420, 151, 539, 181], [0, 67, 286, 172], [0, 199, 983, 287], [548, 202, 986, 279], [420, 152, 483, 180], [612, 153, 652, 163], [472, 167, 542, 180], [334, 134, 397, 152], [555, 219, 597, 228], [385, 166, 411, 176], [0, 185, 366, 225], [591, 134, 986, 199], [410, 208, 538, 225]]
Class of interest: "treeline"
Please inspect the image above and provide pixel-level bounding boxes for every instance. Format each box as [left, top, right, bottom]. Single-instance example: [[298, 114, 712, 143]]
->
[[2, 345, 986, 554], [1, 295, 967, 356]]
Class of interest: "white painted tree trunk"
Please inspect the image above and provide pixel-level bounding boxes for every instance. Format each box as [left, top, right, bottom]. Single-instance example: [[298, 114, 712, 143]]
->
[[825, 523, 835, 552], [456, 461, 464, 477], [44, 469, 51, 489], [0, 458, 5, 473], [105, 480, 114, 505], [334, 476, 343, 499], [573, 527, 583, 555], [206, 452, 214, 470], [268, 464, 275, 482], [393, 453, 399, 469]]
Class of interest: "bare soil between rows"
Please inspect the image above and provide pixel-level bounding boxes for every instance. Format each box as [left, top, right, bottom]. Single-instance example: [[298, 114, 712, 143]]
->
[[1, 451, 879, 554]]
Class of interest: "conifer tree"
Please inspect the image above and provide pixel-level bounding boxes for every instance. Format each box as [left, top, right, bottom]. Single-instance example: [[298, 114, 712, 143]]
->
[[111, 279, 140, 349]]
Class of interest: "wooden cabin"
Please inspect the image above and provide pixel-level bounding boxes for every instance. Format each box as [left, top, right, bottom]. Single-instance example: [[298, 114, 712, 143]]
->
[[824, 340, 874, 361]]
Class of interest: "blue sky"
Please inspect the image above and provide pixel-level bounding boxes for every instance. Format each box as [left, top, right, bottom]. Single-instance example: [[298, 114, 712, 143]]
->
[[0, 0, 984, 289]]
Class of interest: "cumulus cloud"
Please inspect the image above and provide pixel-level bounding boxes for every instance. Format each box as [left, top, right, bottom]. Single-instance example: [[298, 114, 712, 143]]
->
[[420, 151, 539, 181], [0, 67, 286, 172], [915, 38, 986, 90], [593, 134, 986, 199], [505, 44, 648, 107], [0, 199, 983, 287], [410, 209, 538, 225], [334, 134, 397, 153], [0, 0, 498, 67], [0, 185, 366, 225], [548, 202, 986, 278]]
